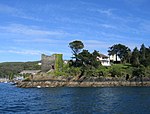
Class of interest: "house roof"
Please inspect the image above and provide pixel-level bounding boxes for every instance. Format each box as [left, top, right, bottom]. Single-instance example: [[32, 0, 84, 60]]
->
[[99, 53, 109, 58]]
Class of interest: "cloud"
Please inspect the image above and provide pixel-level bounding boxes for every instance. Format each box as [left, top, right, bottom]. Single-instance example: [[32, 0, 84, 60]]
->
[[83, 40, 111, 49], [79, 1, 114, 15], [139, 20, 150, 33], [96, 9, 113, 16], [123, 0, 148, 6], [8, 50, 44, 55], [0, 50, 5, 53], [0, 49, 71, 59], [0, 3, 43, 22], [100, 24, 116, 29], [0, 24, 70, 36], [0, 49, 57, 55], [0, 49, 48, 55], [17, 15, 43, 22], [87, 8, 114, 16], [0, 4, 18, 14], [14, 38, 68, 45]]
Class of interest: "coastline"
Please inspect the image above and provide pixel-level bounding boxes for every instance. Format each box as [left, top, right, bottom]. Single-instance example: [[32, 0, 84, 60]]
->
[[0, 78, 9, 83], [17, 81, 150, 88], [16, 76, 150, 88]]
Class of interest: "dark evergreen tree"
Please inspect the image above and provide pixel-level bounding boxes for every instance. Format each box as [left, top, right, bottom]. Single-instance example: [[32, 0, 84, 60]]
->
[[77, 50, 91, 67], [77, 50, 100, 69], [69, 40, 84, 57], [69, 40, 84, 67], [140, 44, 146, 60], [131, 47, 140, 67], [108, 44, 131, 63], [91, 50, 101, 68], [144, 46, 150, 66]]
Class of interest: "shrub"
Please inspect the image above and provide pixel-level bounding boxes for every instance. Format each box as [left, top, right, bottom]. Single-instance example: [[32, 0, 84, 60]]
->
[[84, 69, 96, 77], [95, 66, 110, 77], [145, 66, 150, 77], [54, 71, 67, 77], [68, 67, 81, 77], [23, 77, 31, 81], [109, 66, 122, 77], [132, 66, 145, 78]]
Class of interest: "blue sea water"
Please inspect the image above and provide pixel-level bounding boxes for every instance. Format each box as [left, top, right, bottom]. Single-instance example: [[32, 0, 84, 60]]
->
[[0, 83, 150, 114]]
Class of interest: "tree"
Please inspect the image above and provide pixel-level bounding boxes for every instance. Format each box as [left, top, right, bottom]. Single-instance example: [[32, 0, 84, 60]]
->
[[91, 50, 101, 68], [76, 50, 101, 77], [125, 50, 132, 63], [69, 40, 84, 66], [131, 47, 140, 67], [108, 44, 131, 63], [145, 46, 150, 59], [77, 50, 100, 69], [140, 44, 146, 60], [69, 40, 84, 58], [141, 46, 150, 67], [139, 44, 147, 66], [77, 50, 92, 67]]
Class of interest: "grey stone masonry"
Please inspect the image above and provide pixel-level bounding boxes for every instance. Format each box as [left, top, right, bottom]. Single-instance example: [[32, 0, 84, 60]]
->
[[41, 54, 56, 72]]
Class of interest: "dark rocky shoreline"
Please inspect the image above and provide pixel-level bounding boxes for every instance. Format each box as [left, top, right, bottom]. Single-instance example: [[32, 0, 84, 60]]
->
[[17, 81, 150, 88], [16, 76, 150, 88]]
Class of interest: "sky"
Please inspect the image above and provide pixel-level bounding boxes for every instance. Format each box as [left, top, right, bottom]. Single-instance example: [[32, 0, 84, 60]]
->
[[0, 0, 150, 62]]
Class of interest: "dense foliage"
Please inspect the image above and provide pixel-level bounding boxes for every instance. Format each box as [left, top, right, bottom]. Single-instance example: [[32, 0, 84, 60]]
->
[[108, 44, 131, 63], [55, 54, 63, 72], [131, 44, 150, 67], [66, 41, 150, 79]]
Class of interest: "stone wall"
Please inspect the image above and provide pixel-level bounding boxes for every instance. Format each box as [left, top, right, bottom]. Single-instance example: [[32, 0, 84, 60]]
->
[[41, 54, 63, 72], [41, 54, 56, 72]]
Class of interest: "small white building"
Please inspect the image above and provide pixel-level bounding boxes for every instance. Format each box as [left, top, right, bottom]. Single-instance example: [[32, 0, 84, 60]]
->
[[97, 53, 111, 66], [14, 76, 24, 81], [38, 62, 42, 65], [19, 70, 41, 75], [109, 54, 121, 62], [64, 60, 68, 64]]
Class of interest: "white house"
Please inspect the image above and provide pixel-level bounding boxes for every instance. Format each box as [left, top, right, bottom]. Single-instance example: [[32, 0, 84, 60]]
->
[[109, 54, 121, 62], [97, 53, 111, 66]]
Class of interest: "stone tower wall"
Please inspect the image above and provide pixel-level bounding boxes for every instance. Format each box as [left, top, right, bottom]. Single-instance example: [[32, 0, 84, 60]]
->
[[41, 54, 56, 72]]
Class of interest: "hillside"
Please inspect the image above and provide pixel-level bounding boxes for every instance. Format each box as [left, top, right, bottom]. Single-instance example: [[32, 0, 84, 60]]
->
[[0, 61, 41, 78]]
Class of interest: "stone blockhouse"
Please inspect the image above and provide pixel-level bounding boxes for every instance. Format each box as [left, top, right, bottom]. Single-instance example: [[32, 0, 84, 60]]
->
[[41, 54, 63, 72]]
